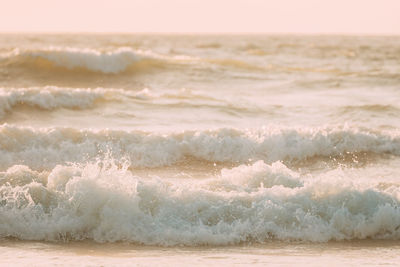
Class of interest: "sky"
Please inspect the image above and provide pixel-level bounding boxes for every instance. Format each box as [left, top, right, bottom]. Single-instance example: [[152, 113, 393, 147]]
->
[[1, 0, 399, 34]]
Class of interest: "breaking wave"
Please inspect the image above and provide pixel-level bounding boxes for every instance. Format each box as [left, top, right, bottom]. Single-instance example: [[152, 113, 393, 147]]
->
[[0, 46, 265, 75], [1, 160, 400, 245], [0, 125, 398, 170], [0, 47, 177, 74], [0, 87, 132, 118]]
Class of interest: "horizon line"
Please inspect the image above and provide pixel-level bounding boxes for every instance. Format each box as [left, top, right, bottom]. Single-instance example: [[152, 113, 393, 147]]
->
[[0, 30, 399, 36]]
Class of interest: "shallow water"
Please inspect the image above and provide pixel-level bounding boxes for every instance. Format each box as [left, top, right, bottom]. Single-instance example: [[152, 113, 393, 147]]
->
[[2, 240, 400, 266]]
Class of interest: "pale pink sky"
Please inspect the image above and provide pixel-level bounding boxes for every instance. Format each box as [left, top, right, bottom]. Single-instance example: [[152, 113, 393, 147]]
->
[[1, 0, 399, 34]]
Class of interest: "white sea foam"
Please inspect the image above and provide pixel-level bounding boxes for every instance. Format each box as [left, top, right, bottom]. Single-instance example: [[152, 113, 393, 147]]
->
[[0, 125, 398, 170], [0, 160, 399, 245]]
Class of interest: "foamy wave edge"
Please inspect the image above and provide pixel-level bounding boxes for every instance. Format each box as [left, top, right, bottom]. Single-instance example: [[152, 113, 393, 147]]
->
[[0, 87, 234, 118], [0, 87, 132, 117], [1, 47, 172, 74], [1, 160, 399, 245], [0, 125, 399, 170]]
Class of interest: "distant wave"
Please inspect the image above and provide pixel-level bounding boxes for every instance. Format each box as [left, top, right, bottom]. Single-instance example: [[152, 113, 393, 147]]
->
[[1, 87, 396, 120], [196, 42, 221, 49], [0, 87, 130, 118], [339, 104, 400, 114], [0, 87, 257, 118], [0, 160, 400, 245], [0, 125, 398, 170], [0, 47, 179, 74], [0, 47, 265, 75]]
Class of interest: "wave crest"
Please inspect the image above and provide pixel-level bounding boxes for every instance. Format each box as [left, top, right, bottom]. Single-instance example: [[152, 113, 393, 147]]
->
[[1, 47, 173, 74]]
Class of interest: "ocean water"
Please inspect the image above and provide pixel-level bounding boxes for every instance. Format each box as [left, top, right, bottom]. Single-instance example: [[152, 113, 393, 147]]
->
[[0, 34, 400, 266]]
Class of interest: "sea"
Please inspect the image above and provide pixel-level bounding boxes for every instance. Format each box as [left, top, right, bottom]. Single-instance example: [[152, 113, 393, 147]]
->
[[0, 34, 399, 266]]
